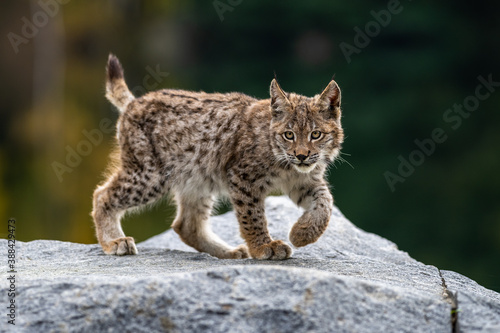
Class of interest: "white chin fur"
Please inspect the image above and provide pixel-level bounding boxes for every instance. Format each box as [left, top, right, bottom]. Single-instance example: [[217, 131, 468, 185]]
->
[[293, 164, 316, 173]]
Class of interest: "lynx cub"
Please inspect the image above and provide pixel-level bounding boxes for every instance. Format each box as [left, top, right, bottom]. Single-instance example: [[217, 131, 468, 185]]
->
[[92, 54, 344, 260]]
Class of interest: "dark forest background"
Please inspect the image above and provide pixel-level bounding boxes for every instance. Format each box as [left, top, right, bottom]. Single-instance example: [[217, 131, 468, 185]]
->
[[1, 0, 499, 291]]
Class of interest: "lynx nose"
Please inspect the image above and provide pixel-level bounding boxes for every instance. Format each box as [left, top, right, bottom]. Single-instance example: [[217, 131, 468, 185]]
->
[[296, 154, 308, 162]]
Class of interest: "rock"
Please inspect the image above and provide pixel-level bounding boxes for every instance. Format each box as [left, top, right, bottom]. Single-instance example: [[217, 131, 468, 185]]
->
[[2, 196, 499, 332], [441, 270, 500, 332]]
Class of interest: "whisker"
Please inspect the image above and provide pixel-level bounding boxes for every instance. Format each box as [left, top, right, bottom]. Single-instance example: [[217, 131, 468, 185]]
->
[[273, 153, 291, 169], [336, 155, 354, 169]]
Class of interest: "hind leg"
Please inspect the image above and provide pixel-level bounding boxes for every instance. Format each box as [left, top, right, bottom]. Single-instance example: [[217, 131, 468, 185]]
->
[[92, 169, 167, 255], [171, 193, 249, 259]]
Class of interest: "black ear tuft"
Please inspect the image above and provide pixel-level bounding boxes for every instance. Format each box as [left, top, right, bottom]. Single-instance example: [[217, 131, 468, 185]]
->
[[106, 54, 124, 82]]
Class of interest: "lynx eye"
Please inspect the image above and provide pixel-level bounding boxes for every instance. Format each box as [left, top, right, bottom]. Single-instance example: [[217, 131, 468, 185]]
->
[[283, 131, 295, 141], [311, 130, 322, 140]]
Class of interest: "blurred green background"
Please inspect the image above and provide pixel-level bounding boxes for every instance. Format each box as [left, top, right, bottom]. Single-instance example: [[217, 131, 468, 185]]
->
[[1, 1, 499, 291]]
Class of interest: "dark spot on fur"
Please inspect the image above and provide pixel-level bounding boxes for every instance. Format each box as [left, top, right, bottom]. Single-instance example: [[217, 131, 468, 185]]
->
[[239, 187, 252, 197], [203, 99, 224, 104]]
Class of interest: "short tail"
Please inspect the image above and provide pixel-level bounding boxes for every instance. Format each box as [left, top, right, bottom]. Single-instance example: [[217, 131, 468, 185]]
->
[[105, 54, 134, 113]]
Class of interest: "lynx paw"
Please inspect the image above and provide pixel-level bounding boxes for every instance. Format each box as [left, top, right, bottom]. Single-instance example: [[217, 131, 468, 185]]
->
[[289, 223, 322, 248], [250, 240, 292, 260], [227, 244, 250, 259], [102, 237, 138, 255]]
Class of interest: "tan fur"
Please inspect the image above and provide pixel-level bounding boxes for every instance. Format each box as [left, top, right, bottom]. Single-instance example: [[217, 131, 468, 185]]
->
[[92, 54, 344, 259]]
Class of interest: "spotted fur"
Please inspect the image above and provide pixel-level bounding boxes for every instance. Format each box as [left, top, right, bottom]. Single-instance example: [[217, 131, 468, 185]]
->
[[92, 54, 344, 259]]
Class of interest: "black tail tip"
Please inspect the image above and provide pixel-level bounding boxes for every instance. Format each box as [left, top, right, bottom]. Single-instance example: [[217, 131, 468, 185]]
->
[[106, 53, 123, 81]]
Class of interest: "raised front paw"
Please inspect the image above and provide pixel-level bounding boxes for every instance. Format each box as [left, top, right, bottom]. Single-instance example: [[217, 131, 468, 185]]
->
[[250, 240, 292, 260], [289, 221, 325, 248], [101, 237, 138, 255]]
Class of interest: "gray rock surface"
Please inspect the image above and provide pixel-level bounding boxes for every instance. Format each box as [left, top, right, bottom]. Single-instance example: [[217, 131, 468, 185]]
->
[[441, 270, 500, 332], [2, 196, 499, 332]]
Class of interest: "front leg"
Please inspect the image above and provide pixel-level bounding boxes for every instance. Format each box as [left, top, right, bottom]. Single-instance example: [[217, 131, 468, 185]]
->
[[288, 179, 333, 247], [228, 179, 292, 260]]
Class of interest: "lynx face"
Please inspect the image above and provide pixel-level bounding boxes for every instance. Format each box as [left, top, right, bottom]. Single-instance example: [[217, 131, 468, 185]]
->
[[269, 79, 344, 173]]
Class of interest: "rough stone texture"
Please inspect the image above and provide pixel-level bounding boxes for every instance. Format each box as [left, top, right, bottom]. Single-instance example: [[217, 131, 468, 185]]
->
[[2, 196, 499, 332], [441, 270, 500, 332]]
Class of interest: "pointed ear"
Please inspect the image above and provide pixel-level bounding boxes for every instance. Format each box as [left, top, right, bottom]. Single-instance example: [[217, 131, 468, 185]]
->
[[270, 79, 292, 118], [316, 80, 341, 121]]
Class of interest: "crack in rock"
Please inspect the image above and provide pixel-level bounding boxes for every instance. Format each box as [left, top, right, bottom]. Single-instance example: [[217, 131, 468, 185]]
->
[[439, 269, 459, 333]]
